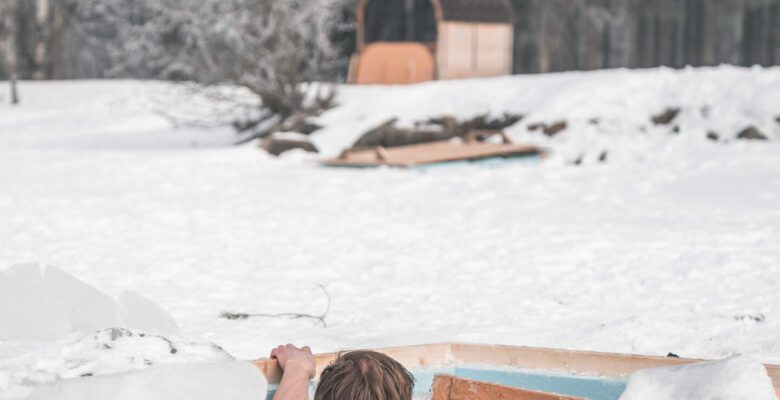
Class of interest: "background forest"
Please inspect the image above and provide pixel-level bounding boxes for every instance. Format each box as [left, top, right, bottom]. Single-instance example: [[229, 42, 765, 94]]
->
[[1, 0, 779, 83]]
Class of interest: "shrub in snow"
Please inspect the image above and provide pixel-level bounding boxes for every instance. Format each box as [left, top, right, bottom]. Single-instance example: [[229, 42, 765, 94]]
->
[[0, 263, 179, 341], [26, 361, 266, 400], [736, 126, 768, 141], [650, 108, 681, 125], [619, 355, 778, 400], [352, 113, 523, 150], [66, 0, 340, 128], [260, 132, 319, 156]]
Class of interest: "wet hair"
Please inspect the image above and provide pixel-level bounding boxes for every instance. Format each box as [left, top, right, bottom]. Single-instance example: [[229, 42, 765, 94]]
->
[[314, 350, 414, 400]]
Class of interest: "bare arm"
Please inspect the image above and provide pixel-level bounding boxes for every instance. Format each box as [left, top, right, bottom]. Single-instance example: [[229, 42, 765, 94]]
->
[[271, 344, 316, 400]]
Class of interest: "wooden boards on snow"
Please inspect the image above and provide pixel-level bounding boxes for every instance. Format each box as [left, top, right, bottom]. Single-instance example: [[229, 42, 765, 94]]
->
[[321, 140, 544, 168]]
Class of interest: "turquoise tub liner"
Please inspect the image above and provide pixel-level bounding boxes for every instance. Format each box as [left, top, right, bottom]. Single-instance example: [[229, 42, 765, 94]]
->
[[267, 364, 627, 399]]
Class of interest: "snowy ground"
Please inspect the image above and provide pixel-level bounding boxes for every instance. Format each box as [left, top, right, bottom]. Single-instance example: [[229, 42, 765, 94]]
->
[[1, 66, 779, 397]]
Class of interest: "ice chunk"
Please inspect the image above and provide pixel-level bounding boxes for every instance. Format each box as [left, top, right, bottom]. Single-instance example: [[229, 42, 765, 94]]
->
[[0, 266, 73, 340], [0, 264, 180, 341], [40, 265, 121, 333], [116, 291, 180, 334], [619, 355, 778, 400], [1, 263, 121, 336], [4, 263, 46, 288], [26, 361, 267, 400]]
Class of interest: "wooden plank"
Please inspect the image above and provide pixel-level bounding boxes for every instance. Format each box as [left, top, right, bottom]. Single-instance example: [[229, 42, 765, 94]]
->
[[254, 352, 338, 385], [449, 343, 780, 395], [767, 365, 780, 397], [346, 54, 360, 84], [768, 364, 780, 384], [253, 343, 452, 384], [450, 343, 697, 376], [432, 375, 586, 400], [322, 141, 543, 168], [431, 374, 453, 400]]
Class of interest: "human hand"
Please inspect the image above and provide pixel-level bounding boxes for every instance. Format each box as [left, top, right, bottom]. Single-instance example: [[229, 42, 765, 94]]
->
[[270, 344, 316, 379]]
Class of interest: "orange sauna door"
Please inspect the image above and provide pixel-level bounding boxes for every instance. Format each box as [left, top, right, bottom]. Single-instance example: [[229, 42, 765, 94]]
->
[[355, 43, 435, 85]]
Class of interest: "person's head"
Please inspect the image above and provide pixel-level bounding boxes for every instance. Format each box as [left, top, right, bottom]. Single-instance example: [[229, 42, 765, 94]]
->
[[314, 350, 414, 400]]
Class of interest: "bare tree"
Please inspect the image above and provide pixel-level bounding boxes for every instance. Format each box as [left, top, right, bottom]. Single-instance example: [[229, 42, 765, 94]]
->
[[201, 0, 339, 118], [62, 0, 339, 133], [221, 285, 332, 327], [0, 0, 17, 82], [10, 74, 18, 105]]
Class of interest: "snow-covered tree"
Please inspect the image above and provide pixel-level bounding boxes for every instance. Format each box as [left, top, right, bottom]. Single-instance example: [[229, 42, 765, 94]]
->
[[64, 0, 340, 120], [201, 0, 340, 117]]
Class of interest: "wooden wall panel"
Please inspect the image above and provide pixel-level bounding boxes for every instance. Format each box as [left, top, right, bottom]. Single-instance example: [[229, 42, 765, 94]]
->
[[438, 21, 513, 80], [475, 23, 513, 77], [438, 21, 474, 79]]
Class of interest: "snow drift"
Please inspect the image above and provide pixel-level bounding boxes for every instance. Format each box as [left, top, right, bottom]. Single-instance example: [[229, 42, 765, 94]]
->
[[0, 328, 234, 398], [0, 264, 233, 398], [25, 361, 267, 400], [620, 355, 778, 400], [312, 65, 780, 160]]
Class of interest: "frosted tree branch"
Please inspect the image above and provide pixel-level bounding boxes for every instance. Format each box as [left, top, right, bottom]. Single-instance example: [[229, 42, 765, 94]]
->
[[220, 285, 332, 328]]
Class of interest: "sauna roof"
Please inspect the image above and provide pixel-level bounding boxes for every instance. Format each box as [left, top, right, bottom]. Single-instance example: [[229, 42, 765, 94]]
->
[[437, 0, 512, 23]]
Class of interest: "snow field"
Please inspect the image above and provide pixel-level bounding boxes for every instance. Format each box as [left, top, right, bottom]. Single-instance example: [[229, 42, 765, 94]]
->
[[1, 65, 780, 398], [26, 361, 267, 400]]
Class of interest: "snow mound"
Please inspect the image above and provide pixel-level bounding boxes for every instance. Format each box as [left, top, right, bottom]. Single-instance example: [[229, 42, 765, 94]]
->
[[271, 131, 311, 141], [0, 263, 179, 341], [25, 361, 266, 400], [619, 355, 778, 400], [0, 328, 233, 399], [312, 65, 780, 160]]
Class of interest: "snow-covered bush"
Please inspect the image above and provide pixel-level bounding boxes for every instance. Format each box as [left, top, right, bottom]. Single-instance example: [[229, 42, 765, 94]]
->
[[65, 0, 340, 120]]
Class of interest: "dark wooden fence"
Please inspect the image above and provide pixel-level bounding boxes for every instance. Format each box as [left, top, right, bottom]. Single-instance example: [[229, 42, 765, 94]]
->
[[511, 0, 780, 73]]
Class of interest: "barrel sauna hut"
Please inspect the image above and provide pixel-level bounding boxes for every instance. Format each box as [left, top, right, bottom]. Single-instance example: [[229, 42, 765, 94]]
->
[[349, 0, 515, 85]]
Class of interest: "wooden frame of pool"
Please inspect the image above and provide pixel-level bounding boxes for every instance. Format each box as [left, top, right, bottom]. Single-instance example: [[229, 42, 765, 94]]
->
[[253, 343, 780, 396]]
